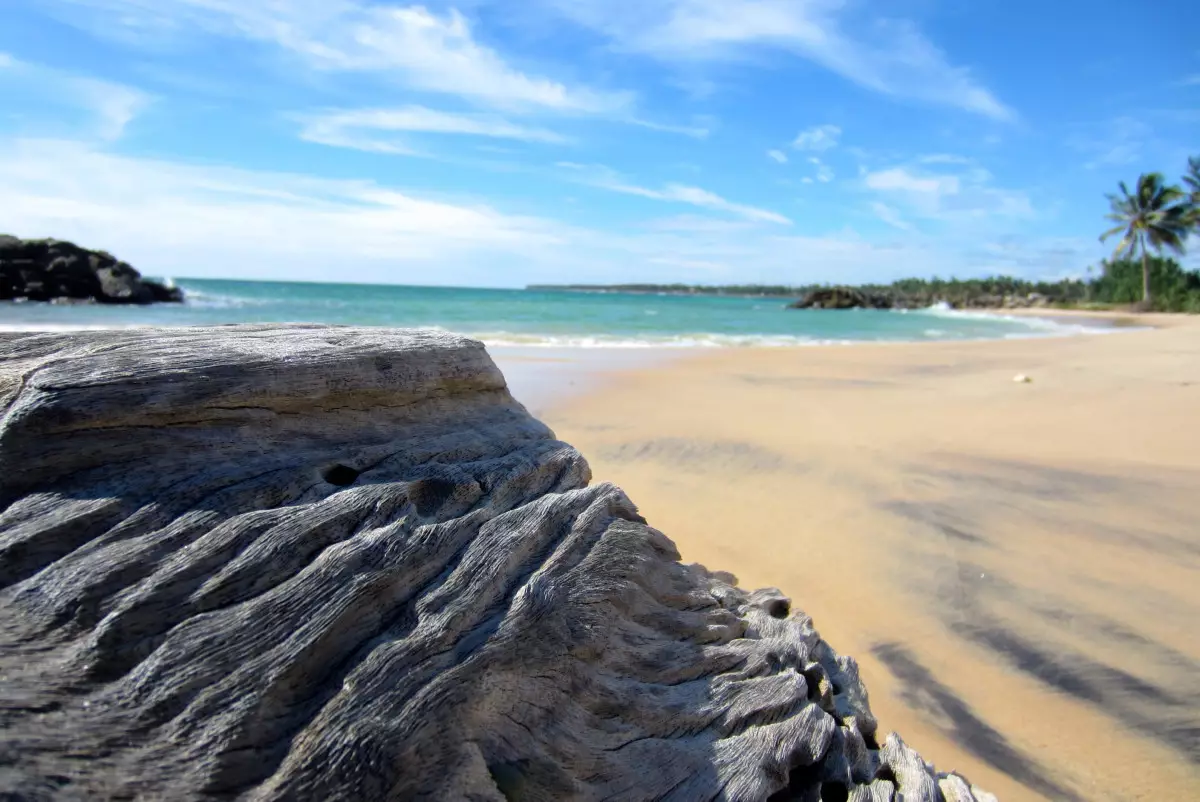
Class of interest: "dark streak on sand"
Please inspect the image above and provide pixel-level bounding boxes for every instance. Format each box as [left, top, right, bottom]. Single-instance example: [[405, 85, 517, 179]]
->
[[879, 500, 993, 547], [931, 558, 1200, 766], [600, 438, 810, 475], [872, 642, 1083, 802]]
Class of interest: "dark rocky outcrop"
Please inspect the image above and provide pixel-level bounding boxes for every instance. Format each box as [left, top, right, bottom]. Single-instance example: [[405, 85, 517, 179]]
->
[[0, 235, 183, 304], [0, 326, 996, 801], [788, 287, 898, 310]]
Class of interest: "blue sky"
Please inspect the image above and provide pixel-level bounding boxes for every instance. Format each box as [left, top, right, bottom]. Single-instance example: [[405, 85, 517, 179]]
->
[[1, 0, 1197, 287]]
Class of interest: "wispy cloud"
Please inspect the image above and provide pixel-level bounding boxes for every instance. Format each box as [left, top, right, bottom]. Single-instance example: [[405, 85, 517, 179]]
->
[[0, 52, 150, 140], [40, 1, 633, 114], [808, 156, 835, 183], [626, 117, 711, 138], [1069, 116, 1151, 169], [866, 167, 959, 195], [298, 106, 570, 155], [1179, 74, 1200, 86], [541, 0, 1013, 120], [767, 149, 788, 164], [918, 153, 974, 165], [864, 161, 1032, 221], [792, 124, 841, 151], [870, 201, 912, 231], [557, 162, 791, 224]]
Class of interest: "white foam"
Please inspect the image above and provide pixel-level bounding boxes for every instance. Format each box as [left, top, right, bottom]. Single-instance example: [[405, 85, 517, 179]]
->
[[467, 331, 851, 348], [910, 305, 1119, 337], [0, 322, 154, 332], [181, 288, 275, 309]]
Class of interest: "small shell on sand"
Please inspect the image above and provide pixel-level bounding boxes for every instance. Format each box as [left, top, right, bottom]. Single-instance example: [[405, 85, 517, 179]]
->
[[1014, 374, 1032, 383]]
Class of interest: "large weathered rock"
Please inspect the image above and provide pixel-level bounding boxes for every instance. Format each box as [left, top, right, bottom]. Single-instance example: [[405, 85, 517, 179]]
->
[[0, 235, 183, 304], [0, 326, 995, 801]]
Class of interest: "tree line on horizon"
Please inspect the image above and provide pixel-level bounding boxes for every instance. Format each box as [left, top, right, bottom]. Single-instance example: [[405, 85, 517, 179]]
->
[[533, 156, 1200, 313]]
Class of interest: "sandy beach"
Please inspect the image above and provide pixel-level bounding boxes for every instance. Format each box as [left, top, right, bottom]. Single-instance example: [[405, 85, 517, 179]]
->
[[540, 318, 1200, 802]]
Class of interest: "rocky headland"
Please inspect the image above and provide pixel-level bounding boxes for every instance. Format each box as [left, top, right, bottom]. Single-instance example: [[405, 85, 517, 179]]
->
[[0, 236, 183, 304], [0, 326, 995, 801], [787, 287, 1052, 311]]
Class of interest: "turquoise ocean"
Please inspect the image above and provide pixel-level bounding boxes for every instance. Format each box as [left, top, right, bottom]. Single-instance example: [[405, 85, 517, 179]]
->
[[0, 278, 1101, 346]]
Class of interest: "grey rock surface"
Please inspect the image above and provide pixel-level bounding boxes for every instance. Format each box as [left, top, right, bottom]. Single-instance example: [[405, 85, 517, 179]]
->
[[0, 325, 995, 801]]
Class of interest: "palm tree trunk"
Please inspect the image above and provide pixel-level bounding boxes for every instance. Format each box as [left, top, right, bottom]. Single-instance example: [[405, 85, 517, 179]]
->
[[1142, 251, 1152, 309]]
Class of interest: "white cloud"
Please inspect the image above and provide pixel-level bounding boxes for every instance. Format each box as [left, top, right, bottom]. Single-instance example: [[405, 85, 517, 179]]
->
[[627, 117, 711, 138], [918, 153, 974, 165], [864, 162, 1032, 221], [792, 124, 840, 151], [558, 163, 791, 224], [866, 167, 959, 195], [808, 156, 835, 183], [542, 0, 1013, 120], [0, 137, 570, 282], [39, 1, 632, 114], [870, 201, 912, 231], [0, 53, 150, 139], [767, 149, 788, 164], [298, 106, 569, 154], [74, 78, 152, 139]]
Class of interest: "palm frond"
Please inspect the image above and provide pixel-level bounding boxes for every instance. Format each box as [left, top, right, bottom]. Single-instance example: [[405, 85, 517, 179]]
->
[[1102, 172, 1194, 262], [1099, 223, 1128, 242], [1183, 156, 1200, 195]]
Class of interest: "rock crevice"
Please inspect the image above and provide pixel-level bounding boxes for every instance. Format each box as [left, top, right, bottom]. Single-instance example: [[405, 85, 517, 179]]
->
[[0, 326, 994, 801]]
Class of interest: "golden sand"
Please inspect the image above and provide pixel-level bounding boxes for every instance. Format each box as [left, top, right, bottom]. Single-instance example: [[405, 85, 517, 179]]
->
[[543, 317, 1200, 801]]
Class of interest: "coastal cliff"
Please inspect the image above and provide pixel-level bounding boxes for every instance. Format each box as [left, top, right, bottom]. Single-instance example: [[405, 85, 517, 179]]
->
[[0, 326, 995, 801], [0, 236, 183, 304]]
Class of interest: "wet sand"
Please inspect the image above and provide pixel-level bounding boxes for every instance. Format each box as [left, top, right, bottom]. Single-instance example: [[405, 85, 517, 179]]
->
[[540, 320, 1200, 801]]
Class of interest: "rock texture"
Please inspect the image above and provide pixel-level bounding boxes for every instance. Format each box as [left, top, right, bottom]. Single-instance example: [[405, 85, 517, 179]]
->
[[0, 235, 183, 304], [0, 325, 995, 801]]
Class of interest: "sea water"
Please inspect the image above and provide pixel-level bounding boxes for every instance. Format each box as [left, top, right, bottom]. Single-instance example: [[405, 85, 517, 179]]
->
[[0, 279, 1100, 345]]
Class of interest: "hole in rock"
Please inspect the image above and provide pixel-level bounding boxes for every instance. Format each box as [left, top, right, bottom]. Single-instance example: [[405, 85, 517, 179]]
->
[[410, 477, 458, 516], [323, 464, 361, 487], [801, 666, 826, 702], [820, 781, 850, 802], [488, 762, 524, 801], [769, 762, 822, 800], [862, 727, 880, 750], [875, 764, 898, 786], [831, 681, 843, 695], [766, 598, 791, 619]]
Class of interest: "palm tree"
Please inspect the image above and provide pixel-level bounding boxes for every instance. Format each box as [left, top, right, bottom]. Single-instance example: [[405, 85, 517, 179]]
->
[[1183, 156, 1200, 231], [1100, 173, 1190, 309]]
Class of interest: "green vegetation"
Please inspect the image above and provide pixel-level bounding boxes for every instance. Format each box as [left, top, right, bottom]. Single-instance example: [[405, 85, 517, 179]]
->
[[1100, 172, 1191, 308]]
